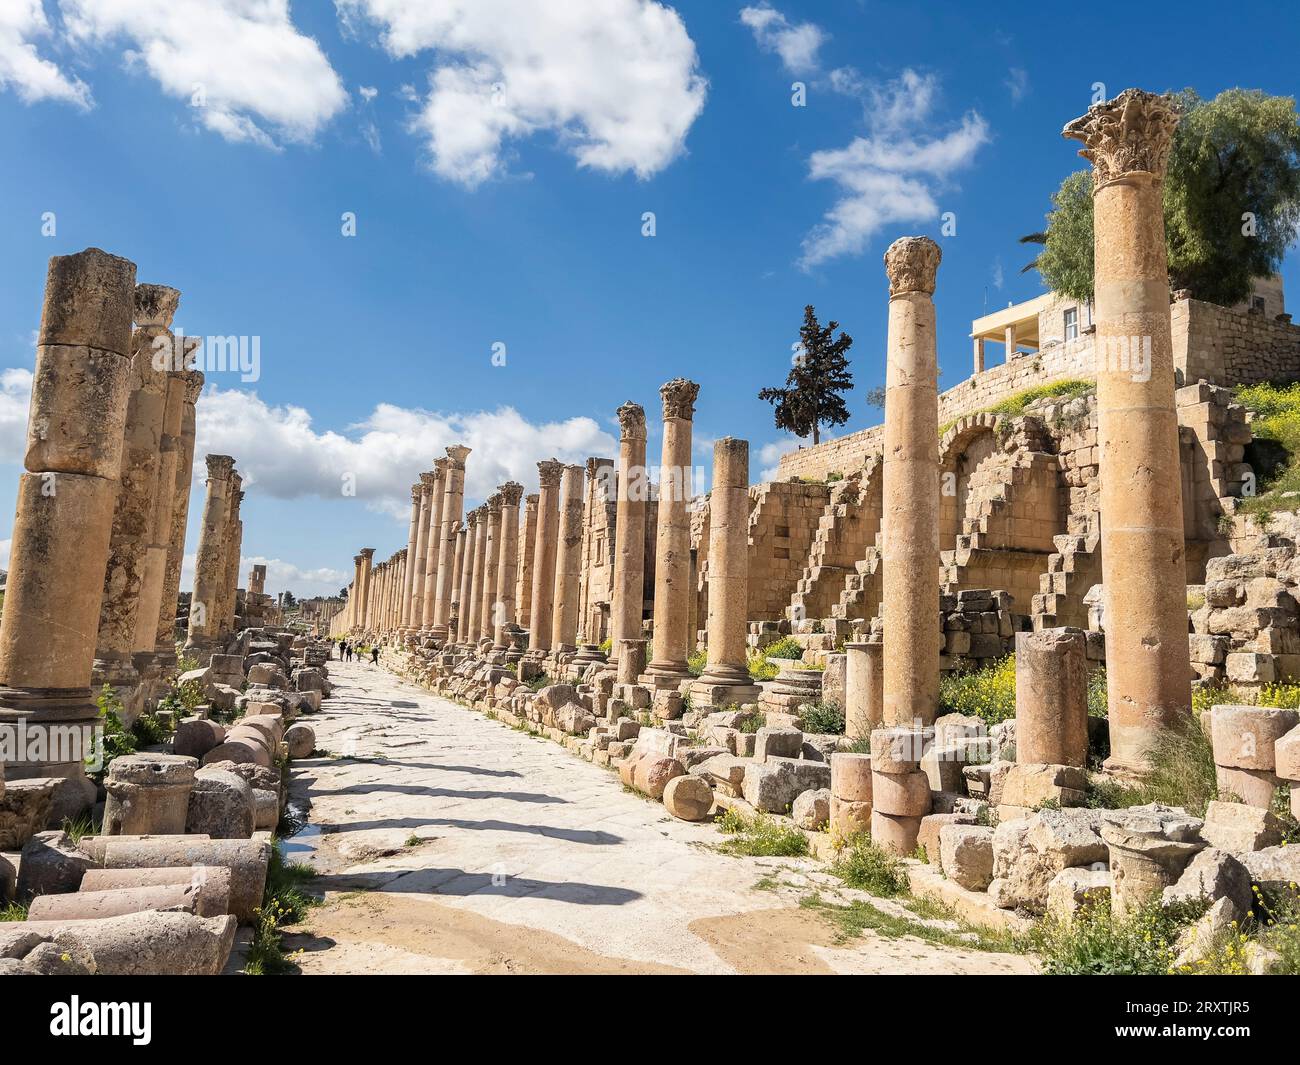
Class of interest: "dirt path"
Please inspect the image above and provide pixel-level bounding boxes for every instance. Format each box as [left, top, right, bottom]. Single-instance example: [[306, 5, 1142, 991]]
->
[[280, 658, 1036, 975]]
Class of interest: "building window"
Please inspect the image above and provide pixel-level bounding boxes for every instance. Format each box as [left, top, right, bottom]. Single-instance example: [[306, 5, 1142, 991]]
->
[[1252, 295, 1266, 313], [1063, 306, 1079, 341]]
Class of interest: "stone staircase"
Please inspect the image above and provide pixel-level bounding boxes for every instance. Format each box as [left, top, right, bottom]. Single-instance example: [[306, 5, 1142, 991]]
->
[[787, 459, 881, 623], [1031, 514, 1101, 630]]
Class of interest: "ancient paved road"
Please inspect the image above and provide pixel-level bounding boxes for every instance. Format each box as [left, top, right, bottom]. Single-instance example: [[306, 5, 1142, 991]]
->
[[281, 658, 1036, 975]]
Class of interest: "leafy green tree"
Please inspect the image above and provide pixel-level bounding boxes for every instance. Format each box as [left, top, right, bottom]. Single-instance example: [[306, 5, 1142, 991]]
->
[[759, 305, 854, 445], [1022, 89, 1300, 306]]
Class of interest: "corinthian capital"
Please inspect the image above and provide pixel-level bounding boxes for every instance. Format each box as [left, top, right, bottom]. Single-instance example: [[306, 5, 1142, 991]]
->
[[205, 454, 235, 479], [660, 378, 700, 421], [537, 459, 564, 489], [1063, 88, 1180, 188], [445, 444, 471, 468], [135, 284, 180, 328], [616, 401, 646, 439], [883, 236, 941, 297], [499, 481, 524, 507]]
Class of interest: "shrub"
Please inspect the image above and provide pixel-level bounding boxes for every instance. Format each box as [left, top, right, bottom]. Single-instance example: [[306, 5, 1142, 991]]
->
[[598, 638, 612, 655], [1034, 894, 1205, 975], [938, 656, 1016, 724], [716, 809, 809, 857], [747, 652, 779, 681], [801, 699, 845, 735], [763, 636, 804, 661], [686, 649, 708, 677], [830, 834, 908, 897], [95, 684, 136, 769], [1086, 666, 1109, 717], [736, 710, 767, 734]]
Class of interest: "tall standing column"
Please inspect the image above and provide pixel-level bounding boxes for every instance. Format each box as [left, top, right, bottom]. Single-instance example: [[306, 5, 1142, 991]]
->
[[0, 248, 136, 789], [419, 462, 447, 636], [431, 445, 470, 642], [185, 455, 235, 653], [1064, 89, 1190, 773], [609, 403, 647, 665], [551, 464, 585, 654], [456, 512, 481, 645], [494, 482, 524, 650], [529, 460, 564, 654], [401, 483, 422, 632], [349, 555, 363, 632], [692, 438, 760, 704], [357, 548, 375, 632], [409, 473, 432, 633], [642, 378, 700, 686], [578, 457, 614, 645], [467, 504, 491, 645], [517, 494, 538, 627], [881, 237, 942, 727], [155, 365, 203, 669], [93, 283, 178, 689], [478, 493, 503, 649], [218, 476, 243, 634]]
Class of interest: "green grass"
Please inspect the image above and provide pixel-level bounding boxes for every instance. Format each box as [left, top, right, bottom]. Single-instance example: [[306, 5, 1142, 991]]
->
[[763, 636, 805, 661], [244, 846, 321, 975], [0, 902, 28, 921], [938, 656, 1017, 724], [1086, 711, 1219, 816], [747, 652, 780, 681], [1235, 381, 1300, 525], [829, 834, 908, 897], [940, 379, 1095, 436], [686, 649, 707, 677], [716, 809, 809, 857], [800, 699, 845, 735], [735, 710, 767, 734], [799, 892, 1022, 953]]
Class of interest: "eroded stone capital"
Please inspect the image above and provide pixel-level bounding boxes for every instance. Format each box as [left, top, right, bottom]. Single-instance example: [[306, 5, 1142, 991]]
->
[[586, 457, 612, 479], [1063, 88, 1180, 187], [487, 493, 503, 515], [360, 547, 375, 559], [524, 494, 539, 512], [660, 378, 700, 421], [445, 444, 471, 468], [135, 284, 180, 328], [884, 236, 942, 297], [419, 471, 438, 491], [616, 401, 647, 439], [183, 369, 205, 404], [205, 454, 235, 479], [537, 458, 564, 488], [411, 484, 424, 504], [499, 481, 524, 507]]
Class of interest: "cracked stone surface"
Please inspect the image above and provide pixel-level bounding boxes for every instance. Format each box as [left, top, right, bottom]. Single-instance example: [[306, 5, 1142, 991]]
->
[[281, 659, 1036, 975]]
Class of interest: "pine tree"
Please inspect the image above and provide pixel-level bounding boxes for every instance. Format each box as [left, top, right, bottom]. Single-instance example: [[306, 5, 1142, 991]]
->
[[758, 305, 854, 445]]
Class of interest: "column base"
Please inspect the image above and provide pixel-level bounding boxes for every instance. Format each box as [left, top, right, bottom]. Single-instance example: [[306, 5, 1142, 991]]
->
[[639, 663, 692, 691], [91, 651, 140, 690], [690, 668, 762, 707]]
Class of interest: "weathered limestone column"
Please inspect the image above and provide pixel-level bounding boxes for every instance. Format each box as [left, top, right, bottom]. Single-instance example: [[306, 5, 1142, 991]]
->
[[431, 445, 470, 642], [218, 476, 243, 634], [517, 494, 539, 626], [494, 482, 524, 650], [400, 482, 422, 632], [609, 403, 647, 665], [0, 248, 136, 789], [185, 455, 236, 652], [881, 236, 942, 727], [691, 438, 760, 705], [642, 379, 700, 686], [477, 494, 503, 649], [420, 461, 448, 635], [1015, 627, 1089, 766], [349, 555, 363, 632], [154, 366, 203, 668], [449, 523, 467, 631], [529, 460, 564, 654], [357, 547, 375, 632], [457, 509, 482, 645], [578, 457, 614, 644], [93, 284, 178, 689], [551, 465, 585, 654], [844, 639, 884, 739], [1064, 89, 1191, 773], [408, 473, 433, 632], [468, 503, 492, 645]]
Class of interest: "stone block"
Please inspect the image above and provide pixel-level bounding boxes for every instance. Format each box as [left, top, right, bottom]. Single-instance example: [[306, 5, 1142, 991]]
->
[[1214, 763, 1279, 808], [186, 768, 254, 839], [663, 775, 713, 822], [871, 769, 932, 818], [792, 788, 830, 830], [15, 830, 92, 901], [998, 763, 1087, 810], [0, 778, 58, 850], [870, 810, 922, 855], [829, 796, 871, 838], [741, 758, 830, 814], [939, 824, 995, 891], [754, 726, 803, 762], [830, 752, 873, 802], [916, 812, 975, 864], [1202, 800, 1283, 852], [1210, 704, 1298, 770], [870, 726, 931, 774], [1046, 867, 1111, 924], [1274, 724, 1300, 781], [1162, 847, 1252, 920]]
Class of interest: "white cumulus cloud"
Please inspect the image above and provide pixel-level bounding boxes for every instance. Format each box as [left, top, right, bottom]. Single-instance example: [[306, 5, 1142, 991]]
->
[[60, 0, 347, 146], [192, 384, 618, 518], [0, 0, 91, 106], [337, 0, 707, 186], [0, 367, 33, 465], [739, 3, 825, 75], [179, 551, 347, 599]]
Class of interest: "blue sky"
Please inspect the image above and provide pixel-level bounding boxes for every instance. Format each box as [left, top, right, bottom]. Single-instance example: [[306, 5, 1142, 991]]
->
[[0, 0, 1296, 597]]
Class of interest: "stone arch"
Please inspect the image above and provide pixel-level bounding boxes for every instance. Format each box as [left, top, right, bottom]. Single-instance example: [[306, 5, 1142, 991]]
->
[[939, 413, 1004, 550]]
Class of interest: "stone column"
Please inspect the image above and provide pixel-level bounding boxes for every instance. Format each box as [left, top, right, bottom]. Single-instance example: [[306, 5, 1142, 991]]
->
[[93, 283, 178, 689], [1064, 89, 1191, 773], [550, 465, 585, 654], [218, 476, 243, 633], [881, 237, 942, 727], [692, 438, 760, 705], [154, 365, 203, 669], [431, 445, 471, 641], [642, 378, 700, 687], [609, 403, 647, 665], [357, 548, 375, 631], [420, 461, 448, 635], [408, 473, 433, 632], [0, 248, 136, 790], [185, 455, 236, 652], [349, 555, 363, 632], [477, 494, 503, 650], [468, 505, 491, 645], [517, 494, 538, 627], [529, 460, 564, 654], [400, 482, 422, 632], [1015, 628, 1089, 766], [494, 482, 524, 651], [578, 457, 614, 645], [456, 511, 481, 645], [844, 640, 884, 739]]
